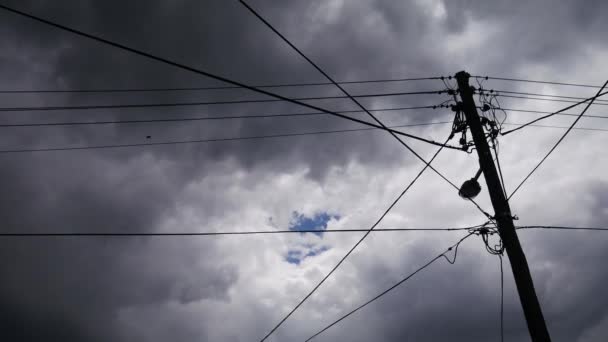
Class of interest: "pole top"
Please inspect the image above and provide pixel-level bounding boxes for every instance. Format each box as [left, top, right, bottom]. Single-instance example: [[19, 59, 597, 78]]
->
[[455, 71, 470, 80]]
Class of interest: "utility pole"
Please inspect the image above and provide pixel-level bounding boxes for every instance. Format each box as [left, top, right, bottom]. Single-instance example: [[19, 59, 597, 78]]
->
[[455, 71, 551, 342]]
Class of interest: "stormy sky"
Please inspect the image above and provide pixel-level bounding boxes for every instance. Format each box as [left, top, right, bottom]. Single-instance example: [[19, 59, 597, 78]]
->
[[1, 1, 608, 341]]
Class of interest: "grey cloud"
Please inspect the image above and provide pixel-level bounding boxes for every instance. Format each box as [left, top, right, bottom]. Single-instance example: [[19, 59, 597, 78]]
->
[[1, 0, 607, 341]]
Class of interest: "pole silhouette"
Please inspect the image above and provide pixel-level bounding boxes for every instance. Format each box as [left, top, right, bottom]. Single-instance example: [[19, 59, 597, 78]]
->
[[455, 71, 551, 342]]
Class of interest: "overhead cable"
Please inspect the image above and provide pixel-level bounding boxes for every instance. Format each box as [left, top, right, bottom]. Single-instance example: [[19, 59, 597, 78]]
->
[[508, 80, 608, 199], [0, 105, 437, 128], [495, 94, 608, 106], [0, 121, 451, 154], [496, 107, 608, 120], [500, 90, 608, 135], [492, 89, 608, 104], [0, 226, 474, 237], [517, 225, 608, 231], [0, 91, 444, 113], [0, 4, 452, 150], [0, 77, 442, 94], [473, 76, 604, 89], [304, 233, 474, 341]]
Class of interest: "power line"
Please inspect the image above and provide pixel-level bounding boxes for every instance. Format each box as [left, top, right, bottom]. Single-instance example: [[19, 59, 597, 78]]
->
[[495, 93, 608, 106], [503, 122, 608, 132], [473, 76, 604, 89], [0, 227, 473, 237], [0, 105, 438, 128], [20, 120, 602, 153], [500, 90, 608, 135], [0, 77, 441, 94], [304, 233, 474, 341], [0, 90, 444, 112], [497, 107, 608, 120], [29, 119, 603, 158], [492, 90, 608, 104], [0, 121, 452, 154], [0, 4, 453, 151], [2, 111, 604, 133], [517, 225, 608, 231], [508, 80, 608, 199], [0, 102, 460, 151], [5, 77, 604, 96]]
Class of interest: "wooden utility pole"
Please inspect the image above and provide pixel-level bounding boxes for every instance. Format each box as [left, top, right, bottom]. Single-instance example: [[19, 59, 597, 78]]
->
[[455, 71, 551, 342]]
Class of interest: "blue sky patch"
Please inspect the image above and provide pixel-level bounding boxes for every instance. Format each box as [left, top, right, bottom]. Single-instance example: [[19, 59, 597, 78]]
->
[[286, 250, 303, 265], [285, 211, 337, 265], [285, 245, 330, 265], [288, 211, 340, 237], [305, 246, 329, 258]]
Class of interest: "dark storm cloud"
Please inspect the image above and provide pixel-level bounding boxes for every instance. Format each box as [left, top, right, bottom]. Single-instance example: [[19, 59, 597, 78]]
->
[[442, 0, 608, 73], [1, 1, 608, 341], [517, 183, 608, 342], [0, 152, 239, 341], [0, 0, 458, 178]]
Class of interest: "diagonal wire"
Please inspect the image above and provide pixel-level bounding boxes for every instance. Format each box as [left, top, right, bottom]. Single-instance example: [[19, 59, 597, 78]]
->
[[257, 138, 451, 341], [508, 80, 608, 199], [235, 0, 487, 196], [236, 0, 463, 188], [304, 232, 474, 341], [500, 90, 608, 135], [0, 4, 453, 150]]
